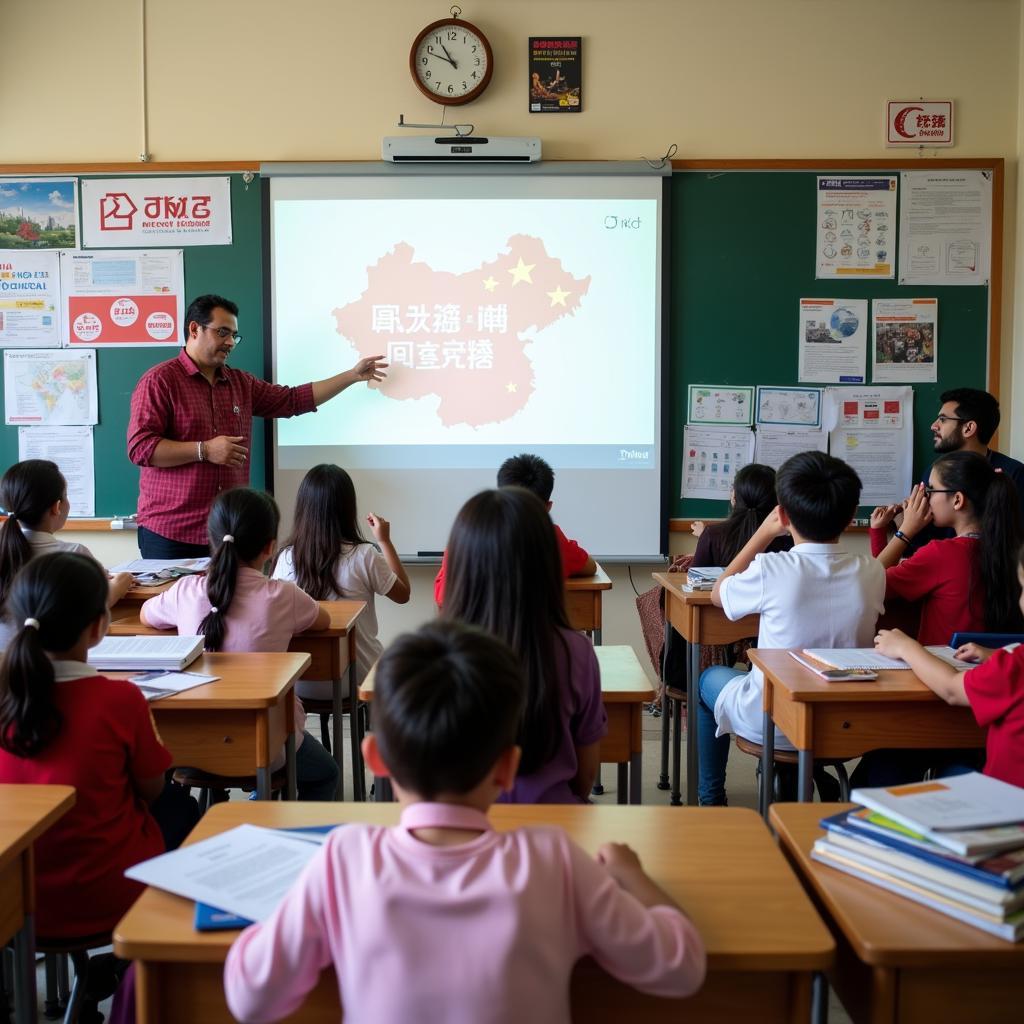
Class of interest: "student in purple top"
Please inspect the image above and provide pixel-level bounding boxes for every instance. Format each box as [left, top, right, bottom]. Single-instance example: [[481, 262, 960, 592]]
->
[[442, 487, 607, 803]]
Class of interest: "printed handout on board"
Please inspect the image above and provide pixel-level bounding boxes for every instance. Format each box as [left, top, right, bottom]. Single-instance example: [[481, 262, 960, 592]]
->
[[797, 298, 867, 384], [753, 426, 828, 471], [681, 424, 755, 501], [0, 250, 61, 348], [4, 348, 98, 426], [18, 425, 94, 517], [816, 176, 897, 279], [872, 298, 937, 383], [755, 386, 822, 428], [687, 385, 753, 426]]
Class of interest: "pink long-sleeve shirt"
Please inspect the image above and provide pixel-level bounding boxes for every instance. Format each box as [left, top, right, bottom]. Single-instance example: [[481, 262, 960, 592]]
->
[[223, 803, 706, 1023]]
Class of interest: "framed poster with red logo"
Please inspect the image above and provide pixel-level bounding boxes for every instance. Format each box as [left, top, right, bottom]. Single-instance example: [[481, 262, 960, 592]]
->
[[80, 177, 232, 248], [61, 250, 184, 347]]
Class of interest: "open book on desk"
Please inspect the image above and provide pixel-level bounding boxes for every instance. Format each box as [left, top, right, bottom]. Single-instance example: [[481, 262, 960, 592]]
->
[[109, 557, 210, 584], [801, 646, 969, 672], [88, 635, 204, 671]]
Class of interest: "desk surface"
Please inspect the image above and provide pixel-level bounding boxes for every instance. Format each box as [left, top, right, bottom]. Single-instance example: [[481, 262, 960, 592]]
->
[[565, 566, 612, 592], [0, 785, 76, 871], [770, 802, 1024, 968], [115, 801, 833, 971]]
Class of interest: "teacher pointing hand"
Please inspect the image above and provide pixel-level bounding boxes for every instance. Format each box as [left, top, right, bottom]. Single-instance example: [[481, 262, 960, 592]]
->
[[127, 294, 385, 559]]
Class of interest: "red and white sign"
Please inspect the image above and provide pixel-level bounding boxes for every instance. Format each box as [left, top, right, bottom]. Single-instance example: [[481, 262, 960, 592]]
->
[[886, 101, 953, 147], [80, 177, 233, 247]]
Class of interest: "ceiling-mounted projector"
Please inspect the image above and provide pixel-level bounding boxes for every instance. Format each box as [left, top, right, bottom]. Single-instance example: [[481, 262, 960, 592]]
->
[[382, 136, 541, 163]]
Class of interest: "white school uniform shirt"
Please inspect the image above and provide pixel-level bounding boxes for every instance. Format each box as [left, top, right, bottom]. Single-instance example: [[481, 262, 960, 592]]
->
[[273, 543, 397, 694], [715, 543, 885, 749]]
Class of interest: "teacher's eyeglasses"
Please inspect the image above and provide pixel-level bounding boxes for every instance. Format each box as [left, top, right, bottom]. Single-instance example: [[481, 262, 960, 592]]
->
[[204, 325, 242, 345]]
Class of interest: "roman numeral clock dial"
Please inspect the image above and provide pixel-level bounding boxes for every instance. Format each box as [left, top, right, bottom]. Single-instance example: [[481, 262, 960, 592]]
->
[[410, 14, 494, 105]]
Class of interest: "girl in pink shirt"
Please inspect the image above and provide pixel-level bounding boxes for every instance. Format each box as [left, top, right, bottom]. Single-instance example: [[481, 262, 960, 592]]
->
[[141, 488, 338, 800], [224, 621, 705, 1023]]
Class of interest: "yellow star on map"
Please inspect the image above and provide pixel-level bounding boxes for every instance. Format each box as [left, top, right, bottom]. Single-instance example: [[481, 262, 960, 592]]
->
[[547, 285, 570, 307], [507, 257, 535, 286], [506, 382, 518, 393], [482, 275, 498, 292]]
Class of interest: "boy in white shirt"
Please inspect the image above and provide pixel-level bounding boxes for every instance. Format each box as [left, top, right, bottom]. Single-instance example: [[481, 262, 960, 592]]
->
[[698, 451, 886, 805]]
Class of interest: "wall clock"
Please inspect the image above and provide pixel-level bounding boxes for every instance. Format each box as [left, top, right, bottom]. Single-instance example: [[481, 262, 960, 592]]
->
[[410, 12, 493, 105]]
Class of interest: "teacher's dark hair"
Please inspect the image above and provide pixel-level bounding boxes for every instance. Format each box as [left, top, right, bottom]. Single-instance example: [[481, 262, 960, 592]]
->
[[0, 553, 108, 758], [201, 488, 280, 651], [940, 388, 1000, 446], [183, 294, 239, 341], [442, 487, 569, 775], [0, 460, 66, 612], [278, 464, 366, 600]]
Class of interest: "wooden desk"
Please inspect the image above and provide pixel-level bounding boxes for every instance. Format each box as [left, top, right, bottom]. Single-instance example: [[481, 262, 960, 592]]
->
[[117, 652, 309, 800], [652, 573, 760, 805], [771, 803, 1024, 1024], [749, 650, 984, 814], [114, 802, 833, 1024], [564, 564, 612, 642], [109, 579, 173, 619], [108, 601, 367, 800], [0, 785, 76, 1024]]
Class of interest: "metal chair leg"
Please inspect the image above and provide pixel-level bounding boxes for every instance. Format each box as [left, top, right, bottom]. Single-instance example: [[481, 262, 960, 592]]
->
[[44, 953, 63, 1019], [670, 693, 683, 806], [63, 949, 90, 1024]]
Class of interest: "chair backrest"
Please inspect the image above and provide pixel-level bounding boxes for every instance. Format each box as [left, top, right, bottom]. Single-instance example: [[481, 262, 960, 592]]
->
[[949, 631, 1024, 650]]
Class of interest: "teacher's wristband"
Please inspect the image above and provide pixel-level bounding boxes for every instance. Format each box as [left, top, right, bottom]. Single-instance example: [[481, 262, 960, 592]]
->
[[197, 441, 205, 463], [894, 529, 910, 544]]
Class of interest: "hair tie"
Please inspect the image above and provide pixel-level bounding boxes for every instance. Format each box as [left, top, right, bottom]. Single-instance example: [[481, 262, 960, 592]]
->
[[23, 618, 39, 630], [222, 534, 235, 543], [209, 606, 219, 614], [995, 467, 1003, 474]]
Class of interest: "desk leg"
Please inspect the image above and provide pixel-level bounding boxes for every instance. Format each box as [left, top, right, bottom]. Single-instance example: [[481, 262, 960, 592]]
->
[[616, 764, 627, 805], [798, 749, 814, 802], [658, 615, 671, 791], [629, 752, 642, 805], [348, 660, 364, 801], [812, 971, 829, 1024], [332, 676, 344, 801], [256, 766, 270, 801], [760, 710, 775, 820], [593, 627, 602, 645], [685, 640, 700, 806], [12, 916, 35, 1024], [285, 733, 297, 801]]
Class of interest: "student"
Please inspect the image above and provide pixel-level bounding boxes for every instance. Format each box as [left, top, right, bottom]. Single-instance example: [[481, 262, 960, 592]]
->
[[223, 621, 706, 1022], [272, 463, 409, 699], [0, 553, 198, 1011], [869, 451, 1024, 646], [698, 452, 885, 805], [442, 487, 606, 803], [141, 488, 338, 800], [0, 459, 133, 649], [433, 453, 595, 606]]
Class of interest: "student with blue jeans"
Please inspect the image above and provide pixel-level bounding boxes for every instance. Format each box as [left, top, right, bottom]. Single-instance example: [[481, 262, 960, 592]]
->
[[696, 451, 887, 806]]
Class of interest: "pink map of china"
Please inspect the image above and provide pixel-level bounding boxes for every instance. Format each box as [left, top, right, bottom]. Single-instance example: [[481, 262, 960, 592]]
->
[[332, 234, 590, 427]]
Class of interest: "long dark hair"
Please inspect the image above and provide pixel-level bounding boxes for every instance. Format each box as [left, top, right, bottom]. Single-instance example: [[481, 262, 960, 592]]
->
[[0, 460, 66, 612], [718, 463, 778, 563], [278, 464, 365, 600], [200, 488, 280, 651], [933, 451, 1024, 632], [0, 553, 108, 757], [442, 487, 569, 775]]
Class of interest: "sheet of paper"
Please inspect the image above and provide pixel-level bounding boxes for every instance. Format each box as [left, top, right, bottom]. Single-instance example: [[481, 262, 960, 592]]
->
[[681, 424, 755, 500], [62, 250, 184, 347], [129, 671, 219, 701], [798, 298, 867, 383], [816, 176, 897, 279], [687, 385, 753, 426], [4, 348, 97, 425], [753, 426, 828, 471], [898, 170, 992, 285], [0, 250, 62, 348], [755, 386, 822, 428], [18, 425, 94, 516], [872, 298, 937, 383], [125, 824, 323, 923]]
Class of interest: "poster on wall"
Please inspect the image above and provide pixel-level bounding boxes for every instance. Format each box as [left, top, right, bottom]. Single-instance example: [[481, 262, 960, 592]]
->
[[80, 177, 232, 248], [815, 176, 897, 279], [797, 298, 867, 383], [528, 37, 582, 112], [0, 250, 62, 348], [755, 386, 822, 428], [0, 178, 77, 250], [872, 297, 937, 383], [62, 250, 184, 347], [687, 384, 753, 426], [681, 424, 755, 501], [18, 425, 94, 517], [4, 348, 98, 426]]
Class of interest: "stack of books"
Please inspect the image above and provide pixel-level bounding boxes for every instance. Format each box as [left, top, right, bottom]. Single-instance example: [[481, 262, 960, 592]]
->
[[813, 773, 1024, 941], [682, 566, 724, 592]]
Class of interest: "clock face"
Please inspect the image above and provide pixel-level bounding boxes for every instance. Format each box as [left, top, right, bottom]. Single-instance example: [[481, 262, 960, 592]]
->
[[410, 18, 493, 105]]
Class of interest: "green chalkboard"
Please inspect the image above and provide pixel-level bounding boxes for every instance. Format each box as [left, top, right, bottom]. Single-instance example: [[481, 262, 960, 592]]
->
[[669, 169, 990, 519], [0, 173, 265, 518]]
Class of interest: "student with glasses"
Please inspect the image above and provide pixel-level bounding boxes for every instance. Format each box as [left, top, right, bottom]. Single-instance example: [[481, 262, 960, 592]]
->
[[127, 294, 387, 558]]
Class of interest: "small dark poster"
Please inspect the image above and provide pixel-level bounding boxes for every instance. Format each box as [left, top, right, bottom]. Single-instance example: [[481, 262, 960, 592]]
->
[[529, 37, 582, 113]]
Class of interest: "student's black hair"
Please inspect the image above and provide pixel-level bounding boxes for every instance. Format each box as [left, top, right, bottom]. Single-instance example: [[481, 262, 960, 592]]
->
[[0, 460, 66, 613], [200, 488, 280, 651], [496, 453, 555, 503], [933, 451, 1024, 632], [442, 487, 569, 775], [775, 451, 861, 542], [183, 294, 239, 342], [277, 464, 366, 600], [374, 620, 527, 798], [0, 553, 108, 758], [717, 463, 779, 563], [939, 388, 1001, 446]]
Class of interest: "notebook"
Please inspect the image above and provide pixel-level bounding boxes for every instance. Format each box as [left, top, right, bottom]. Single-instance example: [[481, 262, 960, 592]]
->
[[801, 646, 969, 672]]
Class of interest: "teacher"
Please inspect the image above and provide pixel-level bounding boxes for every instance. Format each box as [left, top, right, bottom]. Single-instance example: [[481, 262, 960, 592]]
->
[[127, 294, 385, 558]]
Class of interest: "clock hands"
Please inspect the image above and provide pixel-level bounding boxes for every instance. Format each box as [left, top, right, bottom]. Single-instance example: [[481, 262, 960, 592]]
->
[[426, 46, 456, 68], [439, 42, 458, 69]]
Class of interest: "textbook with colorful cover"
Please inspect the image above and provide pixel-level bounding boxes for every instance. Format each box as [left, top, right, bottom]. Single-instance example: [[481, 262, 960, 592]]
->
[[88, 635, 205, 672]]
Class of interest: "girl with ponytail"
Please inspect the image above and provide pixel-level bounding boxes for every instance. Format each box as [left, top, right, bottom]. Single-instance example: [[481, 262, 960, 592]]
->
[[0, 552, 198, 948], [141, 488, 338, 800], [870, 450, 1024, 645]]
